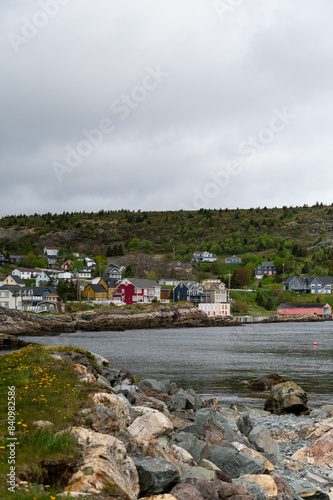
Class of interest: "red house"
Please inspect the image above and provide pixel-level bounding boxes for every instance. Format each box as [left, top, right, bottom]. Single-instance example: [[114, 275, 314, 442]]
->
[[113, 278, 161, 305], [60, 260, 73, 272], [277, 303, 331, 316]]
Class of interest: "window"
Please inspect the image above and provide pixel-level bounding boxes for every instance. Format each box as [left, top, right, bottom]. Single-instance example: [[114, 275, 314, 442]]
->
[[4, 292, 9, 298]]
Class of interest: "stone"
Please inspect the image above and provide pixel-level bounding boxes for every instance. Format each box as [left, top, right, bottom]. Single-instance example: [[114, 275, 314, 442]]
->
[[291, 428, 333, 468], [96, 375, 114, 391], [248, 374, 285, 391], [248, 425, 280, 457], [233, 480, 265, 500], [170, 444, 196, 465], [127, 411, 173, 441], [171, 389, 201, 411], [217, 482, 254, 500], [32, 420, 55, 428], [141, 496, 179, 500], [310, 405, 333, 420], [172, 431, 209, 464], [89, 351, 110, 368], [170, 477, 219, 500], [72, 363, 96, 383], [132, 456, 180, 497], [208, 443, 265, 478], [195, 408, 218, 426], [63, 428, 139, 499], [237, 413, 254, 437], [272, 476, 291, 500], [92, 392, 131, 430], [138, 379, 172, 394], [202, 397, 219, 409], [264, 381, 308, 415], [100, 366, 120, 384], [237, 474, 278, 498], [179, 423, 207, 440], [232, 442, 274, 472], [84, 405, 120, 434], [184, 466, 219, 484], [288, 479, 330, 500]]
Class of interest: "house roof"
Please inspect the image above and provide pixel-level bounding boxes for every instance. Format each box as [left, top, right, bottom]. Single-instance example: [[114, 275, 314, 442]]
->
[[9, 275, 25, 285], [127, 279, 159, 288], [261, 261, 275, 267], [174, 280, 197, 289], [0, 285, 23, 293], [44, 246, 60, 250], [278, 303, 330, 308]]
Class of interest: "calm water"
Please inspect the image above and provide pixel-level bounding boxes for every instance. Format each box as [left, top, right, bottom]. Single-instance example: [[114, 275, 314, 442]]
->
[[13, 322, 333, 409]]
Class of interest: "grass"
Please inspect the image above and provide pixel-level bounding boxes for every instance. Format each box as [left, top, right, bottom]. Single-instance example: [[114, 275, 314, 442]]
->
[[0, 344, 103, 499]]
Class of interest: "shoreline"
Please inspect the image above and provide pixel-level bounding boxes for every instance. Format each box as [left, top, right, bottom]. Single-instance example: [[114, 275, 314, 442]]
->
[[1, 344, 332, 499], [0, 304, 332, 340]]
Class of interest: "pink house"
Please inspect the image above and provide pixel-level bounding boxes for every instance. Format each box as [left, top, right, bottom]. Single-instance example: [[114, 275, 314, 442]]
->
[[277, 303, 331, 315]]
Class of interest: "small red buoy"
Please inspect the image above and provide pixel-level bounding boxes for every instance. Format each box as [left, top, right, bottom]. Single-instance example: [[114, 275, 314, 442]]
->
[[313, 342, 317, 347]]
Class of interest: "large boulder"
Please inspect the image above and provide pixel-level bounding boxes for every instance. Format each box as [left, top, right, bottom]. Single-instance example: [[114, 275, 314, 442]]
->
[[208, 443, 266, 478], [288, 479, 330, 500], [291, 428, 333, 468], [237, 413, 254, 437], [264, 381, 309, 415], [63, 427, 139, 499], [72, 363, 96, 384], [127, 410, 173, 441], [248, 425, 280, 457], [170, 477, 219, 500], [171, 389, 202, 411], [132, 456, 180, 497]]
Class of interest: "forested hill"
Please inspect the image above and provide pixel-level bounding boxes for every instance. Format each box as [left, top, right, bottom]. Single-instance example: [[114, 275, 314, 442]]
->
[[1, 204, 333, 274]]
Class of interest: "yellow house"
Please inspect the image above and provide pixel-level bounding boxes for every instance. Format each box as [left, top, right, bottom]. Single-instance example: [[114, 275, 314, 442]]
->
[[3, 275, 25, 287], [98, 278, 116, 297], [82, 284, 108, 300]]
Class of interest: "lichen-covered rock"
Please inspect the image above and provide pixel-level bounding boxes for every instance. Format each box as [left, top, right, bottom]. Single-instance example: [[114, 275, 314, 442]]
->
[[72, 363, 96, 383], [264, 381, 308, 415], [63, 428, 139, 499], [92, 392, 131, 430]]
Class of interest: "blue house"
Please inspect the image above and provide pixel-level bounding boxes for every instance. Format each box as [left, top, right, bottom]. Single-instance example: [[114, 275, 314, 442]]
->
[[284, 276, 333, 294], [173, 281, 197, 302]]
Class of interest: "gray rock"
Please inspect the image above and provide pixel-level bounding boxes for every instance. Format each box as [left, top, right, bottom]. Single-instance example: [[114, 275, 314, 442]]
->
[[218, 481, 255, 500], [172, 431, 209, 464], [184, 466, 218, 484], [248, 425, 280, 457], [195, 408, 218, 427], [84, 404, 120, 434], [288, 479, 330, 500], [132, 456, 180, 496], [310, 405, 333, 420], [137, 378, 172, 394], [179, 423, 207, 440], [208, 443, 265, 478], [237, 413, 254, 437], [101, 366, 120, 384], [171, 389, 202, 411]]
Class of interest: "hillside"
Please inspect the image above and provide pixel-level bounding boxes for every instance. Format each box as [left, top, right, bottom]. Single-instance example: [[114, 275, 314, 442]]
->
[[1, 204, 333, 278]]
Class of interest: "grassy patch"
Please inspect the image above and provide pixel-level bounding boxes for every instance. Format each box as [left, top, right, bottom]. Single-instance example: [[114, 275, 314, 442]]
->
[[0, 344, 99, 499]]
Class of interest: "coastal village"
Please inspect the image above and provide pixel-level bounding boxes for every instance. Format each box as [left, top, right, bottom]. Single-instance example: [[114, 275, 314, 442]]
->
[[0, 245, 332, 319]]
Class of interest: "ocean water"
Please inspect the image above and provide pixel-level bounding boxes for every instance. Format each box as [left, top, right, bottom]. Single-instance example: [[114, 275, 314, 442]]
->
[[15, 322, 333, 409]]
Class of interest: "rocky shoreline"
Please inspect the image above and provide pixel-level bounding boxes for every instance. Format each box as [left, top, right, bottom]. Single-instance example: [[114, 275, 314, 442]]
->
[[0, 304, 331, 339], [15, 348, 333, 500]]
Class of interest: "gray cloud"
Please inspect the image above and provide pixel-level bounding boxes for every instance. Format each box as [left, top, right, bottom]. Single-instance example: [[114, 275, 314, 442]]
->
[[1, 0, 333, 216]]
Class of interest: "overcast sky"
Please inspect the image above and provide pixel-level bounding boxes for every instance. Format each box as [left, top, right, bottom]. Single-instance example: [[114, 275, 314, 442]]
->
[[1, 0, 333, 216]]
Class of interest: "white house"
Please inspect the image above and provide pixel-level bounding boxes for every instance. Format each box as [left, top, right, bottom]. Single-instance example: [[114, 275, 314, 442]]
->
[[43, 246, 60, 257], [198, 303, 231, 317], [12, 268, 43, 280]]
